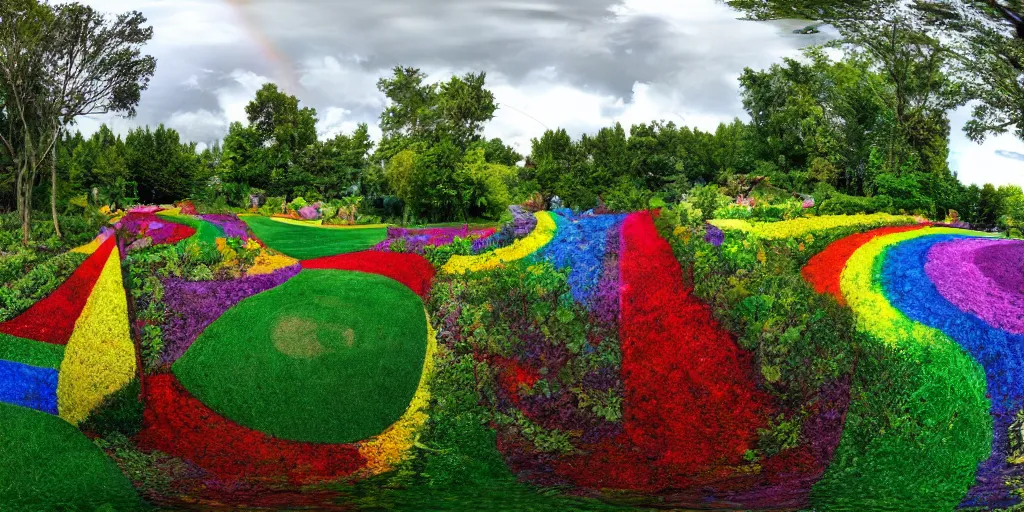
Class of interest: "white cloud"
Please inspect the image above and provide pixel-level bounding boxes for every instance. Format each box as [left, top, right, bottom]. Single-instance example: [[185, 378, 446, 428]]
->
[[949, 106, 1024, 188], [72, 0, 1024, 188]]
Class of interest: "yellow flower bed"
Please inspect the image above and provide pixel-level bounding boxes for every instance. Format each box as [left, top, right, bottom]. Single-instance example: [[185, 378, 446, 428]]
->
[[70, 233, 112, 255], [711, 213, 917, 239], [248, 249, 299, 276], [56, 246, 137, 425], [840, 227, 981, 347], [357, 309, 437, 475], [442, 212, 557, 275], [269, 217, 323, 227], [708, 219, 754, 232]]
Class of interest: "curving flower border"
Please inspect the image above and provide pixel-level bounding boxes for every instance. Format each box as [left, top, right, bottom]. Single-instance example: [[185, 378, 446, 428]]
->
[[442, 211, 557, 275], [712, 213, 919, 240], [925, 238, 1024, 335], [883, 235, 1024, 508], [355, 308, 437, 475], [808, 227, 992, 510], [0, 238, 116, 345], [56, 242, 137, 425], [140, 254, 438, 483]]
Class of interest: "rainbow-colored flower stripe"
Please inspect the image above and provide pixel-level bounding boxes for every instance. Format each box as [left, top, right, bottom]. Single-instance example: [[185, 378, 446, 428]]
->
[[711, 212, 917, 239], [442, 211, 557, 274], [0, 233, 136, 425], [804, 227, 1022, 510]]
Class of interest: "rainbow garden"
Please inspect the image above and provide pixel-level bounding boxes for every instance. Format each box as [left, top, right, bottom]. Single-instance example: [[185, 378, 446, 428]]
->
[[0, 202, 1022, 511]]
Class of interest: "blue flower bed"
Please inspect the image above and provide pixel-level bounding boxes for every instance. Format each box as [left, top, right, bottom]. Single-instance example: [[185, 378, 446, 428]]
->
[[0, 359, 58, 414], [882, 235, 1024, 509], [534, 211, 626, 306]]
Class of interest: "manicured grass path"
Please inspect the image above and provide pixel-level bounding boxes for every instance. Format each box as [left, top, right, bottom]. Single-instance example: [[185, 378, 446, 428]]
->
[[0, 402, 141, 510], [173, 270, 427, 444], [242, 216, 386, 259]]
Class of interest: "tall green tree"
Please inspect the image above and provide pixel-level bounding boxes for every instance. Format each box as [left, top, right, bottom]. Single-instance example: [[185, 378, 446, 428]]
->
[[375, 66, 498, 161], [0, 0, 155, 242]]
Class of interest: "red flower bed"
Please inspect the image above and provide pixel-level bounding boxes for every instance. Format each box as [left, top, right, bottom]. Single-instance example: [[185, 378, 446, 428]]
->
[[117, 213, 197, 246], [801, 225, 925, 304], [618, 212, 768, 471], [0, 237, 116, 345], [552, 212, 770, 490], [136, 374, 366, 484], [301, 251, 435, 299]]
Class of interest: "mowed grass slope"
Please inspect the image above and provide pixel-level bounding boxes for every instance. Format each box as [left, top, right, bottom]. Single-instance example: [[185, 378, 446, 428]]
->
[[0, 403, 142, 510], [173, 270, 427, 444], [242, 216, 386, 259]]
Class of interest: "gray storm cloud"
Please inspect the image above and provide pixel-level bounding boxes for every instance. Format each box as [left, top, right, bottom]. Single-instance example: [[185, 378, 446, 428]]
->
[[74, 0, 1024, 187]]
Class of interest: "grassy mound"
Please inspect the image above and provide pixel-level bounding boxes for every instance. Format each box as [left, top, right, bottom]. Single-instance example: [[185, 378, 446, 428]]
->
[[0, 402, 142, 510], [173, 270, 427, 444], [242, 216, 386, 259]]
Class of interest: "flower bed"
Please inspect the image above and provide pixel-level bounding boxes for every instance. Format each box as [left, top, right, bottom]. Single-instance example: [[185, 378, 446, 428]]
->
[[925, 238, 1024, 334], [553, 212, 769, 491], [301, 251, 435, 300], [56, 241, 137, 425], [0, 359, 58, 414], [884, 235, 1023, 508], [138, 374, 368, 483], [442, 212, 556, 274], [711, 213, 918, 239], [808, 227, 991, 510], [116, 212, 197, 248], [374, 225, 496, 255], [533, 211, 626, 307], [472, 205, 536, 253], [801, 225, 926, 305], [0, 237, 115, 345]]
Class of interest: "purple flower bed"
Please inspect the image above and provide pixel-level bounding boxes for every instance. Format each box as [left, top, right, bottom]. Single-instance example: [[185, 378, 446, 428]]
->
[[705, 224, 725, 247], [974, 241, 1024, 294], [926, 238, 1024, 334], [199, 214, 250, 240], [591, 227, 622, 325], [373, 225, 496, 255], [472, 205, 536, 254], [161, 264, 300, 364]]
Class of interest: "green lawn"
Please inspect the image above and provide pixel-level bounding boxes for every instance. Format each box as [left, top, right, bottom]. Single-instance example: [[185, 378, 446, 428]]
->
[[0, 402, 143, 510], [154, 212, 224, 245], [0, 333, 64, 368], [173, 270, 427, 444], [242, 216, 386, 259]]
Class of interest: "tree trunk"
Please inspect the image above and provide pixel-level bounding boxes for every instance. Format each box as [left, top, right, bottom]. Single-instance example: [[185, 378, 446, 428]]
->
[[16, 163, 35, 246], [50, 138, 62, 238], [15, 164, 27, 245]]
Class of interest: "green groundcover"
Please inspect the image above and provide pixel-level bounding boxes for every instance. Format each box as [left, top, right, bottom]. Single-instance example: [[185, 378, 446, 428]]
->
[[0, 402, 143, 511], [174, 270, 427, 444], [241, 216, 386, 259]]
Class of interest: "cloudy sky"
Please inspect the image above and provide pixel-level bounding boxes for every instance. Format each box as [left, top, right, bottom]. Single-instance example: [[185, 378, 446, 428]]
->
[[77, 0, 1024, 188]]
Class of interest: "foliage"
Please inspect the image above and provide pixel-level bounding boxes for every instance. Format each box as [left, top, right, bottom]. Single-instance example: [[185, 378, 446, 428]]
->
[[0, 0, 156, 243]]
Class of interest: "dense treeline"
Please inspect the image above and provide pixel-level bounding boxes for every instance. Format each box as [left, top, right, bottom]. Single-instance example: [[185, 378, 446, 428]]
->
[[4, 0, 1024, 239]]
